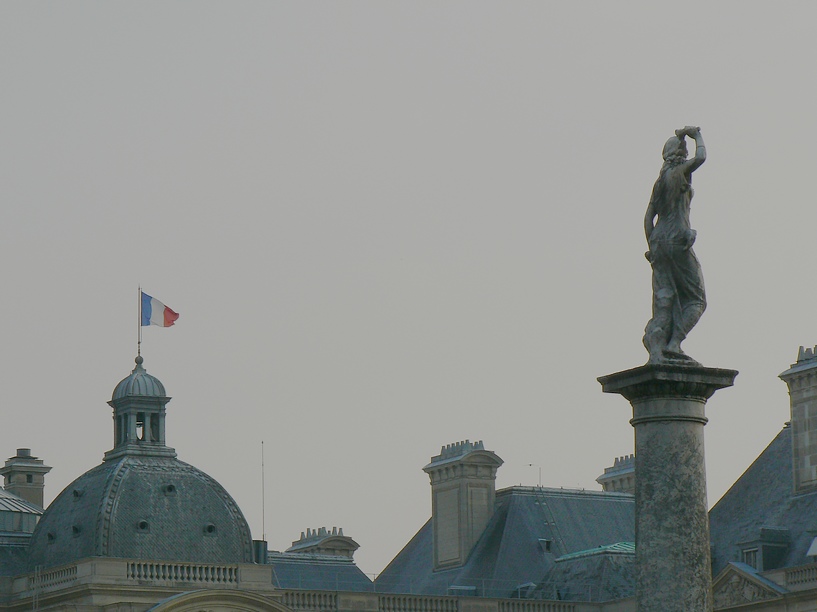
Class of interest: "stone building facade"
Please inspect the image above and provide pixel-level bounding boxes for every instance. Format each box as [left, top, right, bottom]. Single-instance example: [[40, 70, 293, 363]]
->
[[4, 349, 817, 609]]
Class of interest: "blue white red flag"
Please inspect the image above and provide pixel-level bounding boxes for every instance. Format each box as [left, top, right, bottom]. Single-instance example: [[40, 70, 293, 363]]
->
[[141, 292, 179, 327]]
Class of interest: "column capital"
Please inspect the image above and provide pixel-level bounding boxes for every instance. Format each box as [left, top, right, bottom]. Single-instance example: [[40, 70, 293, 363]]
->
[[598, 364, 738, 403]]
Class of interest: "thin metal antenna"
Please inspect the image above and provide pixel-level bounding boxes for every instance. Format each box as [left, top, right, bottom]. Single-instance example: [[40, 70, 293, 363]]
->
[[261, 440, 266, 541]]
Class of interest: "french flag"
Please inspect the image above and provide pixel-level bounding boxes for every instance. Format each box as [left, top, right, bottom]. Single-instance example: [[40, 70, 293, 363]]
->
[[141, 292, 179, 327]]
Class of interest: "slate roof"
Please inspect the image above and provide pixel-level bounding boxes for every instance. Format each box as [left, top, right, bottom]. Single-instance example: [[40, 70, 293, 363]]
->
[[0, 488, 41, 538], [27, 454, 254, 571], [0, 487, 45, 574], [112, 356, 167, 400], [375, 486, 634, 598], [538, 547, 635, 602], [268, 552, 374, 591], [555, 541, 635, 562], [709, 425, 817, 575], [0, 545, 29, 577], [0, 489, 43, 516]]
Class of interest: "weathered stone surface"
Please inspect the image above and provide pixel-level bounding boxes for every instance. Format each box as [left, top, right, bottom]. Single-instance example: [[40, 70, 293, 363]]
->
[[598, 363, 736, 403], [599, 364, 737, 612], [634, 404, 710, 610], [712, 568, 782, 609], [337, 592, 379, 612], [780, 348, 817, 494], [642, 127, 707, 366], [422, 440, 503, 571]]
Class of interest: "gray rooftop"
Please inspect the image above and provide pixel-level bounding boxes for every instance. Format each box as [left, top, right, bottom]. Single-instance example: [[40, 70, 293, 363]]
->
[[111, 355, 167, 400], [268, 551, 373, 591], [0, 489, 42, 577], [28, 454, 254, 571], [709, 425, 817, 575], [375, 486, 634, 598], [538, 547, 635, 602], [0, 488, 43, 516], [0, 546, 30, 577]]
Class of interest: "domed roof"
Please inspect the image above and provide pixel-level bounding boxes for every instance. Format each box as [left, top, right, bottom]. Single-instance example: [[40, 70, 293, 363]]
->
[[112, 356, 166, 401], [28, 455, 254, 570]]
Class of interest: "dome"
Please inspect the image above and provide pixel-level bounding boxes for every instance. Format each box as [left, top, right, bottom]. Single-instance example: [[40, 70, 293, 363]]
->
[[28, 455, 254, 570], [112, 356, 166, 401]]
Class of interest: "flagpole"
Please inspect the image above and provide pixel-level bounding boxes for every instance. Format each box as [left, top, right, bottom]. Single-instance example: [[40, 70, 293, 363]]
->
[[261, 440, 266, 542], [138, 286, 142, 357]]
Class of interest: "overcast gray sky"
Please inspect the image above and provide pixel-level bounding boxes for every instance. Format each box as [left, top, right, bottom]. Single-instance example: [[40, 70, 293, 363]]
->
[[2, 2, 816, 575]]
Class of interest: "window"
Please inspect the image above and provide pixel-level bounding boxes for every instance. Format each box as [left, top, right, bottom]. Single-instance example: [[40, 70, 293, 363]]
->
[[742, 548, 758, 569], [136, 413, 145, 441], [26, 474, 33, 484]]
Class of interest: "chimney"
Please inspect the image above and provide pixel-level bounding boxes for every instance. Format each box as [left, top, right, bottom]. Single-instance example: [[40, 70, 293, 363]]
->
[[423, 440, 503, 570], [285, 526, 359, 559], [597, 454, 635, 493], [0, 448, 52, 509], [780, 346, 817, 494]]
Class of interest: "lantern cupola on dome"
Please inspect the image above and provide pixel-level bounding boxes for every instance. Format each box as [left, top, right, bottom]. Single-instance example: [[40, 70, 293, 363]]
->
[[27, 355, 254, 570], [105, 356, 176, 461]]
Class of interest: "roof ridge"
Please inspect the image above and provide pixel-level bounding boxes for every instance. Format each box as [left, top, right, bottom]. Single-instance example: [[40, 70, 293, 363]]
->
[[497, 486, 633, 500], [556, 541, 636, 562]]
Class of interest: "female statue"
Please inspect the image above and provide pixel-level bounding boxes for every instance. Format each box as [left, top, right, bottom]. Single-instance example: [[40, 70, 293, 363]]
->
[[643, 126, 707, 364]]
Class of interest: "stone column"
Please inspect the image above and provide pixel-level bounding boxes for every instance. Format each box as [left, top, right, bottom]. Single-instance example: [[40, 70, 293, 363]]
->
[[598, 364, 737, 612], [127, 412, 137, 443]]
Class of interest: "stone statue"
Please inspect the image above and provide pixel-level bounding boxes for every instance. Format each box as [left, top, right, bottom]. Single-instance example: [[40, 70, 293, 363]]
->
[[643, 126, 706, 365]]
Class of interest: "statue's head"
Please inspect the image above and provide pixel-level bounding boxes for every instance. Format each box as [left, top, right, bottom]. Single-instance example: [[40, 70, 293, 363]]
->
[[662, 136, 688, 163]]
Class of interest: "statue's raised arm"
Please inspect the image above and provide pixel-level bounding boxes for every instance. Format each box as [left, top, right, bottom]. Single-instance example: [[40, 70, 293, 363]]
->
[[676, 125, 706, 173], [642, 127, 707, 365]]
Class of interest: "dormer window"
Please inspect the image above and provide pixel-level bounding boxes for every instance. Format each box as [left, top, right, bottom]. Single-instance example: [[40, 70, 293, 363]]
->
[[738, 528, 790, 571], [742, 548, 758, 569]]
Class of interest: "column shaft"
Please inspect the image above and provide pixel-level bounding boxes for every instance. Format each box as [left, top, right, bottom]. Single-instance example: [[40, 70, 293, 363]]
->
[[599, 364, 737, 612], [632, 397, 710, 611]]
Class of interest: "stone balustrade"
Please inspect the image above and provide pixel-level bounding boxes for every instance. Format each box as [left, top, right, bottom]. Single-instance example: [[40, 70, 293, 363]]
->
[[278, 591, 628, 612], [281, 590, 339, 611], [498, 600, 577, 612], [15, 556, 274, 599], [27, 564, 77, 593], [784, 563, 817, 590], [7, 557, 632, 611], [379, 594, 460, 612], [126, 560, 239, 584]]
